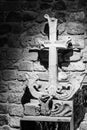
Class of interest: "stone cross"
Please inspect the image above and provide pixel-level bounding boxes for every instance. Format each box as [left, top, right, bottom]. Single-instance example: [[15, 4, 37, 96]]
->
[[44, 14, 67, 96]]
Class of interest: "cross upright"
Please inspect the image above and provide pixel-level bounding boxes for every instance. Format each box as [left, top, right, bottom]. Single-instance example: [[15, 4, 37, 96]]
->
[[44, 14, 67, 96]]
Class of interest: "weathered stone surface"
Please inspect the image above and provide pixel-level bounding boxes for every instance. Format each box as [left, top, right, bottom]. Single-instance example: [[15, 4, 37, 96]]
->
[[8, 116, 20, 127], [17, 72, 27, 81], [2, 70, 17, 81], [58, 23, 66, 35], [82, 75, 87, 83], [68, 11, 85, 21], [62, 61, 85, 71], [18, 61, 33, 71], [67, 22, 85, 35], [79, 120, 87, 130], [7, 48, 22, 61], [0, 104, 8, 114], [64, 51, 81, 62], [0, 81, 8, 93], [8, 93, 23, 104], [24, 103, 40, 116], [22, 11, 38, 22], [9, 104, 23, 116], [0, 114, 8, 126], [2, 125, 11, 130], [37, 72, 48, 81], [34, 62, 46, 71], [8, 81, 24, 93], [8, 34, 21, 48], [0, 93, 8, 103], [22, 49, 38, 61]]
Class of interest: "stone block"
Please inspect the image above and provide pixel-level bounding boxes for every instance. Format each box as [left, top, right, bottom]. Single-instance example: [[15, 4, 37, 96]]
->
[[79, 121, 87, 130], [0, 93, 8, 103], [34, 62, 46, 71], [9, 104, 23, 117], [58, 23, 66, 35], [2, 70, 17, 81], [2, 125, 11, 130], [0, 104, 8, 114], [68, 11, 85, 22], [8, 93, 23, 104], [0, 81, 8, 93], [18, 61, 33, 71], [22, 50, 38, 61], [67, 22, 85, 35], [24, 103, 40, 116], [37, 72, 49, 81], [17, 72, 27, 81], [64, 51, 81, 62], [8, 81, 24, 93], [8, 116, 20, 127], [62, 61, 85, 71], [0, 114, 8, 126], [7, 48, 22, 61]]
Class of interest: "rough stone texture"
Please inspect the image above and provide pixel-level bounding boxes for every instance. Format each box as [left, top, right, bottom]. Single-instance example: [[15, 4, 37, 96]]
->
[[2, 70, 17, 81], [24, 103, 40, 116], [0, 93, 8, 103], [37, 72, 49, 81], [18, 61, 33, 71], [22, 50, 38, 61], [17, 71, 27, 81], [34, 62, 46, 71], [8, 81, 24, 93], [9, 104, 23, 117], [2, 125, 11, 130], [67, 22, 85, 35], [0, 81, 8, 93], [62, 61, 85, 71], [8, 93, 23, 104], [7, 48, 22, 61], [8, 116, 20, 128], [0, 114, 8, 126], [0, 104, 8, 114], [58, 23, 66, 35]]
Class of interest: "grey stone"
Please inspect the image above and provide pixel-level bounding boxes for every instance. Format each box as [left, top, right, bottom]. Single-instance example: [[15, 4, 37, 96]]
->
[[62, 61, 85, 71], [2, 125, 11, 130], [2, 70, 17, 81], [0, 103, 8, 114], [22, 49, 38, 61], [9, 104, 23, 117], [8, 93, 23, 104], [0, 114, 8, 126], [58, 23, 66, 35], [7, 48, 22, 61], [8, 81, 24, 93], [34, 62, 46, 71], [17, 72, 27, 81], [18, 61, 33, 71], [0, 93, 8, 103], [64, 51, 81, 62], [37, 72, 49, 81], [79, 121, 87, 130], [8, 116, 20, 127], [67, 22, 85, 35], [24, 103, 40, 116], [68, 11, 85, 22], [0, 81, 8, 93]]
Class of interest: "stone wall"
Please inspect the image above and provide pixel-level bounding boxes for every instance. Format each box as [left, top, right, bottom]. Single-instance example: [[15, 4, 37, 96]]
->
[[0, 0, 87, 130]]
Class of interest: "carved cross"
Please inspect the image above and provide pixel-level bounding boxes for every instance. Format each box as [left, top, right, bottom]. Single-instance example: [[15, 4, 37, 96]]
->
[[44, 14, 67, 96]]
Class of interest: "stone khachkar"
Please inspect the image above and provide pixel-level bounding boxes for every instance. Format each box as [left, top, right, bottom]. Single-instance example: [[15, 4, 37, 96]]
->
[[23, 14, 86, 128]]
